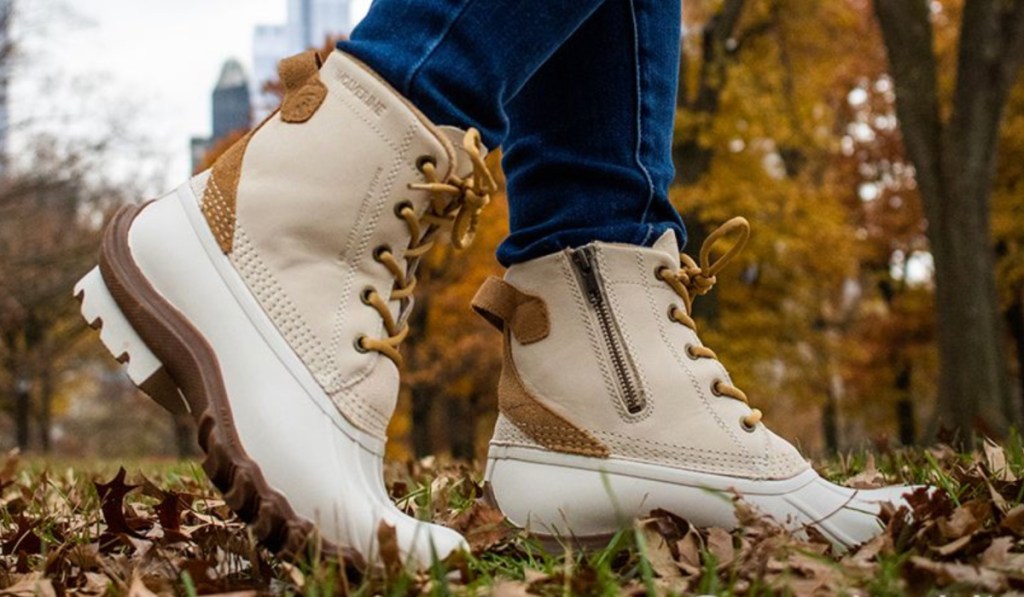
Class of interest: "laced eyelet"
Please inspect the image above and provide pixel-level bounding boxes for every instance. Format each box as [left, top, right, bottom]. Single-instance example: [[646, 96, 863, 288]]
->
[[415, 155, 437, 171], [354, 336, 370, 354], [740, 417, 758, 433], [710, 379, 724, 397], [685, 343, 700, 360], [655, 266, 670, 280], [373, 245, 392, 262], [393, 200, 414, 218], [360, 286, 376, 305], [668, 304, 680, 322]]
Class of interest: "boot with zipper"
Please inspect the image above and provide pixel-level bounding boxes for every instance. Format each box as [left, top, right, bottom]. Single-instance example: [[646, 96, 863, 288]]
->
[[475, 217, 915, 550], [73, 49, 495, 568]]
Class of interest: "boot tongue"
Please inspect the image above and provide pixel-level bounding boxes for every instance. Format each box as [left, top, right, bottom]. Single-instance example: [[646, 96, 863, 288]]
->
[[438, 125, 488, 179], [651, 229, 680, 260]]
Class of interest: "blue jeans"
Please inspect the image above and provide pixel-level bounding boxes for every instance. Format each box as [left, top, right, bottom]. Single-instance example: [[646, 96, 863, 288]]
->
[[339, 0, 686, 266]]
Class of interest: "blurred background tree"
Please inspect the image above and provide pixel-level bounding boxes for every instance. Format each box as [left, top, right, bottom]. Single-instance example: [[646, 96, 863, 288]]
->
[[0, 0, 184, 456]]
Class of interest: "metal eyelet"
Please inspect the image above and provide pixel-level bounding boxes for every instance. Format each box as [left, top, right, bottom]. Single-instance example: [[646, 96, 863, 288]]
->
[[354, 336, 370, 354], [655, 266, 669, 280], [668, 304, 680, 322], [373, 245, 392, 262], [710, 379, 724, 397], [360, 286, 376, 305], [740, 417, 758, 433], [393, 201, 414, 218], [684, 343, 700, 360], [415, 155, 437, 171]]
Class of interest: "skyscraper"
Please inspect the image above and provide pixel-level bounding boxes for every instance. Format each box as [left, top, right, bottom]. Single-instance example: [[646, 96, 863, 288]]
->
[[212, 59, 252, 141], [190, 59, 253, 173], [252, 0, 355, 118]]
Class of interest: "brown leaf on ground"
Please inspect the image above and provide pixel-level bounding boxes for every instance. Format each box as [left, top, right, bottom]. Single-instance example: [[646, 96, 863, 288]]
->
[[846, 454, 888, 489], [0, 450, 18, 491], [1000, 504, 1024, 537], [1, 515, 42, 557], [448, 500, 509, 553], [937, 500, 989, 540], [94, 467, 147, 539], [980, 537, 1024, 575], [490, 581, 536, 597], [706, 527, 736, 569], [126, 576, 159, 597], [377, 521, 403, 576], [932, 532, 975, 557], [908, 556, 1006, 592], [635, 517, 683, 579], [1, 574, 57, 597], [983, 438, 1018, 482]]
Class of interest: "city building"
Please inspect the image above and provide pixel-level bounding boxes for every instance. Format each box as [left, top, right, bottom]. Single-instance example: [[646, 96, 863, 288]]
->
[[252, 0, 355, 118], [212, 59, 252, 141], [190, 59, 253, 173]]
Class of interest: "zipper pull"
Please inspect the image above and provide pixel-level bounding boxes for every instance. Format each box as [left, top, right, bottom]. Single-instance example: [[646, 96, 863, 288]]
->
[[572, 248, 603, 306]]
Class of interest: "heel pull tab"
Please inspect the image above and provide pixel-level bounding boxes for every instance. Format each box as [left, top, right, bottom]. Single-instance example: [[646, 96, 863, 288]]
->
[[279, 50, 328, 123], [471, 277, 550, 345]]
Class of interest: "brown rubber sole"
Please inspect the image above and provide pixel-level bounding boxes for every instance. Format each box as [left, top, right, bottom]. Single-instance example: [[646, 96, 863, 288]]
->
[[78, 202, 365, 569]]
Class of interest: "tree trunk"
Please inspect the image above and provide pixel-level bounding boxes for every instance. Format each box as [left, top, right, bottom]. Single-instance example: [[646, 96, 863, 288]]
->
[[822, 385, 839, 454], [411, 385, 433, 458], [14, 377, 30, 450], [929, 188, 1013, 439], [38, 370, 52, 453], [447, 393, 476, 461], [1005, 293, 1024, 416], [873, 0, 1024, 443], [895, 364, 915, 446], [674, 0, 750, 187], [173, 414, 198, 459]]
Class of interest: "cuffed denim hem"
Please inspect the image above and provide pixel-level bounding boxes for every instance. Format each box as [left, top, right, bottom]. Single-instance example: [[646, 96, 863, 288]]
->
[[496, 222, 687, 267]]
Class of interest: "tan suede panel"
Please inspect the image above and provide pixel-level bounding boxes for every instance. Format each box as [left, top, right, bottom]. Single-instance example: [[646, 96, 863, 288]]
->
[[498, 333, 610, 457], [279, 51, 327, 124], [472, 276, 550, 345], [202, 133, 252, 254]]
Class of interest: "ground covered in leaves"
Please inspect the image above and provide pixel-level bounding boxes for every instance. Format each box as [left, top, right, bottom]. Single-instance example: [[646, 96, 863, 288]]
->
[[1, 439, 1024, 596]]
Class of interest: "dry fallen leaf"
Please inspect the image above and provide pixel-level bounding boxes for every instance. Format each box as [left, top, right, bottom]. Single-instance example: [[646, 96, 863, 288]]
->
[[635, 517, 682, 579], [706, 527, 735, 569], [846, 454, 888, 489], [448, 500, 509, 553], [1, 574, 57, 597], [1000, 504, 1024, 537], [490, 581, 535, 597], [909, 556, 1006, 592], [983, 438, 1017, 482], [937, 500, 988, 539], [377, 521, 403, 576]]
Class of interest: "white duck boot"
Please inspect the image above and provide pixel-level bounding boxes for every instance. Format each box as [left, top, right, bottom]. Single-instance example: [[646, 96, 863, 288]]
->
[[475, 218, 914, 550], [74, 50, 496, 568]]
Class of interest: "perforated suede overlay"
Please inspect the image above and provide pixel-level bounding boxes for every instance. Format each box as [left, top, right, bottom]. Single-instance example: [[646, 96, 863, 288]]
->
[[279, 51, 327, 124], [202, 133, 251, 254], [472, 276, 550, 345], [498, 333, 610, 458]]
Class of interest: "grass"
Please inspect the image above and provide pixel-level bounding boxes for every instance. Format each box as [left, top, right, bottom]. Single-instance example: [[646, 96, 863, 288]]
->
[[1, 439, 1024, 596]]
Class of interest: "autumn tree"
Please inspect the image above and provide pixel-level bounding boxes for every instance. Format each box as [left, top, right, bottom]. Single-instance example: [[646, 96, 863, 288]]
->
[[0, 136, 128, 451], [994, 76, 1024, 416], [873, 0, 1024, 440]]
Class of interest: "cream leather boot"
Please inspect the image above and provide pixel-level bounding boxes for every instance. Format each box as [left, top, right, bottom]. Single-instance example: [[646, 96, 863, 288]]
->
[[74, 50, 495, 568], [475, 218, 914, 550]]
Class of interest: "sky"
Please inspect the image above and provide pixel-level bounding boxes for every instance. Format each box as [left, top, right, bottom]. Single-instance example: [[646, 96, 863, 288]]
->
[[10, 0, 371, 186]]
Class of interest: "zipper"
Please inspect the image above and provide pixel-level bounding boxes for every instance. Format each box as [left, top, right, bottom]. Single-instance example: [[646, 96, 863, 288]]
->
[[571, 246, 646, 415]]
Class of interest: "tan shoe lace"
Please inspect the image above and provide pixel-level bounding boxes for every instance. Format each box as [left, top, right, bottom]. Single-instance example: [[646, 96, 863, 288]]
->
[[357, 128, 497, 366], [656, 216, 763, 431]]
